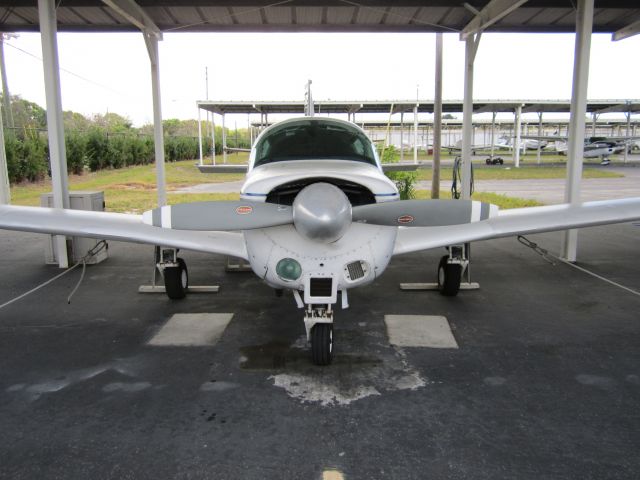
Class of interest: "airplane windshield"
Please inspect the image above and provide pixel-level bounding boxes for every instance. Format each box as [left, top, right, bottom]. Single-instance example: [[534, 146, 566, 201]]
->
[[254, 120, 378, 167]]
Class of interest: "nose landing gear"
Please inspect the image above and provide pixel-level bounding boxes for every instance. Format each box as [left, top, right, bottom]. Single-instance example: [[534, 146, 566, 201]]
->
[[304, 305, 334, 365]]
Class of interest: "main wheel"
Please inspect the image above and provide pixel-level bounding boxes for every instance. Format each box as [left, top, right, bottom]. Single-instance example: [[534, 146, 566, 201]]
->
[[311, 323, 333, 366], [164, 257, 188, 299], [438, 255, 462, 297]]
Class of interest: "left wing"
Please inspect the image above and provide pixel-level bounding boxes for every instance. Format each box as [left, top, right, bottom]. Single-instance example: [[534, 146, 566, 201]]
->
[[393, 198, 640, 255], [0, 205, 248, 259]]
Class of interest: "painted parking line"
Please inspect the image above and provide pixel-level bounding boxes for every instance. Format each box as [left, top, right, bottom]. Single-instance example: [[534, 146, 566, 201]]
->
[[147, 313, 234, 347], [384, 315, 458, 348]]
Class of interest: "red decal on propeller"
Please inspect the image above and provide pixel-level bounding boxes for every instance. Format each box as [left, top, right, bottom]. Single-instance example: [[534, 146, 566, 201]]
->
[[397, 215, 414, 224], [236, 205, 253, 215]]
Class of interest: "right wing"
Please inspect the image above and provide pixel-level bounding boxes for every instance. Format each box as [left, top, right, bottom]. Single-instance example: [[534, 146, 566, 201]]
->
[[394, 198, 640, 255], [0, 205, 247, 259]]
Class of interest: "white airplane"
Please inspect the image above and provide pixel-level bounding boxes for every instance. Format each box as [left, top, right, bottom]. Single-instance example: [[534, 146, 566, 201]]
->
[[1, 117, 640, 365], [521, 135, 639, 164]]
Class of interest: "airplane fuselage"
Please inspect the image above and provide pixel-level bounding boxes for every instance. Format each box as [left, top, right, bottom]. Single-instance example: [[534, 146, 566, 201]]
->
[[238, 118, 400, 303]]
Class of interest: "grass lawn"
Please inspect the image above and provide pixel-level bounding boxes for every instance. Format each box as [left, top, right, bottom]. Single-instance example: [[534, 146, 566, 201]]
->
[[414, 165, 622, 181], [414, 190, 542, 209], [10, 158, 246, 212], [9, 153, 614, 213]]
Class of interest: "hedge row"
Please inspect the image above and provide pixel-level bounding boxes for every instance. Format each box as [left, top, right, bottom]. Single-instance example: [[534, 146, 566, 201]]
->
[[5, 130, 216, 184]]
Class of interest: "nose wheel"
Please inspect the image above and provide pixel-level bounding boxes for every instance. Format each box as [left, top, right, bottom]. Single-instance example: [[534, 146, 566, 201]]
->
[[304, 305, 334, 366], [311, 323, 333, 366]]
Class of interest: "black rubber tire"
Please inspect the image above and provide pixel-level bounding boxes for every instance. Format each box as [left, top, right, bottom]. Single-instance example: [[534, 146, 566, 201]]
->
[[311, 323, 333, 366], [164, 258, 188, 300], [437, 255, 462, 297]]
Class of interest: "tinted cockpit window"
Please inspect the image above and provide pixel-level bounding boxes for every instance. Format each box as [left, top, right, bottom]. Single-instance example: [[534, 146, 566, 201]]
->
[[254, 120, 377, 167]]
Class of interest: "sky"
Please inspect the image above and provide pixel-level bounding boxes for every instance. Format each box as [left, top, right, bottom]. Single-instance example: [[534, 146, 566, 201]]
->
[[2, 31, 640, 127]]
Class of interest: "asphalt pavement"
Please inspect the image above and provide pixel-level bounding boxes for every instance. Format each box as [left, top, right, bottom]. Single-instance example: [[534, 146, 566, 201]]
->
[[1, 223, 639, 479]]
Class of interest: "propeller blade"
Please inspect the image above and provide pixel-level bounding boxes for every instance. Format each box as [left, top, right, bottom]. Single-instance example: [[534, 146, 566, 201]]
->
[[142, 201, 293, 231], [352, 200, 498, 227]]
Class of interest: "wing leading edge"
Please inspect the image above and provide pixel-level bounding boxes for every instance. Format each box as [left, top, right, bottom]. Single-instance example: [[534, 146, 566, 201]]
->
[[0, 205, 248, 259], [393, 198, 640, 256]]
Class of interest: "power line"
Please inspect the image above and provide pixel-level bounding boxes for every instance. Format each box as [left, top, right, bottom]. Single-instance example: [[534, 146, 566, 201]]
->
[[4, 41, 138, 101]]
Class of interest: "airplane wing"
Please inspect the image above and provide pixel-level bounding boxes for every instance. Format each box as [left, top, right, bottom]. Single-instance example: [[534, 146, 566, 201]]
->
[[520, 135, 567, 141], [0, 205, 248, 259], [393, 198, 640, 255]]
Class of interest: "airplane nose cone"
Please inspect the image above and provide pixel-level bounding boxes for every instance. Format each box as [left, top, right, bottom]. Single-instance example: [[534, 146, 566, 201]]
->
[[293, 182, 352, 243]]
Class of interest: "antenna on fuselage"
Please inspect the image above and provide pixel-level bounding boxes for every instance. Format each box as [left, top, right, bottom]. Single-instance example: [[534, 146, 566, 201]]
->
[[305, 79, 314, 117]]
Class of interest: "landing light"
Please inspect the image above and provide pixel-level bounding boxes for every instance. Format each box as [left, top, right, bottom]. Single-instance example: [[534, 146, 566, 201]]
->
[[276, 258, 302, 281]]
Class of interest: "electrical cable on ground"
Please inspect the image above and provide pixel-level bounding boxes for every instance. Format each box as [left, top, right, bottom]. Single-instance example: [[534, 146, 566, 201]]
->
[[0, 240, 108, 311], [518, 235, 640, 298], [451, 155, 474, 199]]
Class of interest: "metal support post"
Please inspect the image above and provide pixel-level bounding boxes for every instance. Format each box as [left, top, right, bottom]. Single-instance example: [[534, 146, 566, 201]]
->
[[432, 32, 443, 199], [400, 112, 404, 162], [39, 0, 69, 268], [591, 112, 598, 137], [0, 102, 9, 204], [222, 113, 227, 164], [413, 105, 418, 163], [513, 105, 522, 168], [143, 32, 166, 208], [624, 111, 630, 163], [562, 0, 593, 262], [489, 111, 496, 160], [197, 107, 203, 166], [537, 112, 543, 164], [214, 116, 221, 163], [461, 33, 481, 199]]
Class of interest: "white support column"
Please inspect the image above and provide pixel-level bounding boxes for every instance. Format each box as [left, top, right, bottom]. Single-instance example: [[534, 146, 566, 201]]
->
[[197, 107, 203, 166], [413, 105, 418, 164], [513, 105, 522, 168], [222, 113, 227, 164], [432, 32, 443, 199], [143, 33, 166, 208], [400, 112, 404, 162], [39, 0, 69, 268], [489, 111, 496, 159], [624, 111, 630, 163], [461, 33, 481, 199], [0, 102, 9, 205], [211, 113, 216, 165], [537, 112, 543, 164], [591, 112, 598, 136], [562, 0, 594, 262]]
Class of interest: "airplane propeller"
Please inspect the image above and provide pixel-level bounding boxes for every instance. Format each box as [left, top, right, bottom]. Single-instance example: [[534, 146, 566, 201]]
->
[[142, 183, 498, 241]]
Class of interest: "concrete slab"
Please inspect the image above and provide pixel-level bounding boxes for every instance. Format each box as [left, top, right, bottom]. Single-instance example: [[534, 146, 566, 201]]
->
[[1, 223, 640, 479], [385, 315, 458, 348], [147, 313, 233, 346]]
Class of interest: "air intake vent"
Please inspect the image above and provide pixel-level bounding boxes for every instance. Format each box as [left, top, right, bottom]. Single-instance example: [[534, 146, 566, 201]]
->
[[346, 261, 365, 280], [309, 278, 333, 297]]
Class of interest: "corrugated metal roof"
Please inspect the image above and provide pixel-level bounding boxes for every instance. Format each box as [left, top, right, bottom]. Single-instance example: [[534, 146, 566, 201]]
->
[[0, 1, 638, 34], [197, 99, 640, 115]]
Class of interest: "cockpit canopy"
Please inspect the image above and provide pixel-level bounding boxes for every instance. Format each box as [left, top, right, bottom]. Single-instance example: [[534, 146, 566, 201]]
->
[[253, 118, 378, 168]]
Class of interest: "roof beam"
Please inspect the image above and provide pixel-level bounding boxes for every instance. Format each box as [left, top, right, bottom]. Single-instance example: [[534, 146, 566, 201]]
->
[[612, 17, 640, 41], [101, 0, 161, 37], [460, 0, 529, 40]]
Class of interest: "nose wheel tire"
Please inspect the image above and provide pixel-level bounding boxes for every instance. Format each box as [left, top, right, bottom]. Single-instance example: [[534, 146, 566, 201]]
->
[[164, 257, 189, 300], [438, 255, 462, 297], [311, 323, 333, 366]]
